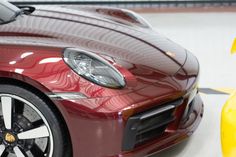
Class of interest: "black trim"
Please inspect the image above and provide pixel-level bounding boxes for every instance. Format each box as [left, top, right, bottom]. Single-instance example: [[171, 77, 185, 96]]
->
[[122, 98, 183, 151]]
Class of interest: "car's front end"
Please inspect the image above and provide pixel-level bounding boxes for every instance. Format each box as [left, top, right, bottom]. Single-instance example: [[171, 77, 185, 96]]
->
[[0, 3, 204, 157], [47, 47, 203, 157], [53, 84, 203, 157]]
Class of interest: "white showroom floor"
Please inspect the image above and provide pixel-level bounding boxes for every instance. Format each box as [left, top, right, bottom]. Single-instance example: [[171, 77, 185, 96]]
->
[[140, 12, 236, 157]]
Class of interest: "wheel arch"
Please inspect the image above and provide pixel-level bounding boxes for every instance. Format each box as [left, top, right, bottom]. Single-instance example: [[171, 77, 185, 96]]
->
[[0, 72, 73, 156]]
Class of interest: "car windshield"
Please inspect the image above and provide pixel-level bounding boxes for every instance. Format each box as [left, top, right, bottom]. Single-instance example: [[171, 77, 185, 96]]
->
[[0, 1, 22, 25]]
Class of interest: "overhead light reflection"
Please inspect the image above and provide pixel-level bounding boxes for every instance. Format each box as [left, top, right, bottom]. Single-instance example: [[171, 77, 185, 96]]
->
[[39, 58, 62, 64], [14, 69, 24, 74], [9, 61, 16, 65], [166, 51, 176, 57], [21, 52, 34, 58]]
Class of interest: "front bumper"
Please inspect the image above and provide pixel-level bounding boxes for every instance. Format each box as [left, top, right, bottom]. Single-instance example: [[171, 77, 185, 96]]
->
[[54, 92, 203, 157], [120, 94, 203, 157]]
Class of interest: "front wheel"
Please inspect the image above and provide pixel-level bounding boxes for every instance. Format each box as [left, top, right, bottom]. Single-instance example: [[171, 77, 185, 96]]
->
[[0, 84, 70, 157]]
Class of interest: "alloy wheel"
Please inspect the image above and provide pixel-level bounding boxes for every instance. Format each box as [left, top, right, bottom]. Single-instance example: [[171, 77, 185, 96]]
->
[[0, 94, 53, 157]]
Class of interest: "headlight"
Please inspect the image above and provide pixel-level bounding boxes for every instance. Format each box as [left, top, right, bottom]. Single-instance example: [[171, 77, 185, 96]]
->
[[63, 48, 126, 89]]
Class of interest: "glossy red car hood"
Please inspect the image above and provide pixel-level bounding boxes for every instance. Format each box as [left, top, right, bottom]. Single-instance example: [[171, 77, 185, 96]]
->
[[0, 6, 187, 70], [0, 6, 197, 94]]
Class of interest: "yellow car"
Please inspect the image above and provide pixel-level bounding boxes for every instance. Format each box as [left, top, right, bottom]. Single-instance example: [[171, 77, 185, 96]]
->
[[221, 38, 236, 157], [231, 39, 236, 54]]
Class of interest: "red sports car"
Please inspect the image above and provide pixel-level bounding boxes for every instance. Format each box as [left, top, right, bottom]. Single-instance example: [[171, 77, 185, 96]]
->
[[0, 1, 203, 157]]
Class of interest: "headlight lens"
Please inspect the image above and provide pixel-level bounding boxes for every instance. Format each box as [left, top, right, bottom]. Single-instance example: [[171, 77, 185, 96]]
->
[[63, 48, 126, 89]]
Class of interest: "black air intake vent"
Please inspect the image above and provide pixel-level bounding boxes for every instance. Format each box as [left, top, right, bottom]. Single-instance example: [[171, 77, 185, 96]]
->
[[122, 98, 183, 151]]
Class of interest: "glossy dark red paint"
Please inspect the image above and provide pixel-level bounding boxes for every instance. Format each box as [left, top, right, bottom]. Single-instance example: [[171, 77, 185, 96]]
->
[[0, 6, 203, 157]]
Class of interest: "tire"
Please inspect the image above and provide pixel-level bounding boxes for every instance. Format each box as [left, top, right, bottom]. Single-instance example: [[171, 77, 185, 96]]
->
[[0, 84, 70, 157]]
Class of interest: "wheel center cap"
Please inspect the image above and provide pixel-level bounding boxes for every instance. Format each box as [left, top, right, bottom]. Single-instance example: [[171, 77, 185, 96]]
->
[[5, 132, 16, 143]]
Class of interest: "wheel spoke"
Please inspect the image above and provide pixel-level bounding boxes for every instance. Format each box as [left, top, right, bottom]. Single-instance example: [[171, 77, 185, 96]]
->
[[14, 146, 27, 157], [17, 125, 49, 140], [0, 145, 5, 156], [1, 96, 13, 130]]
